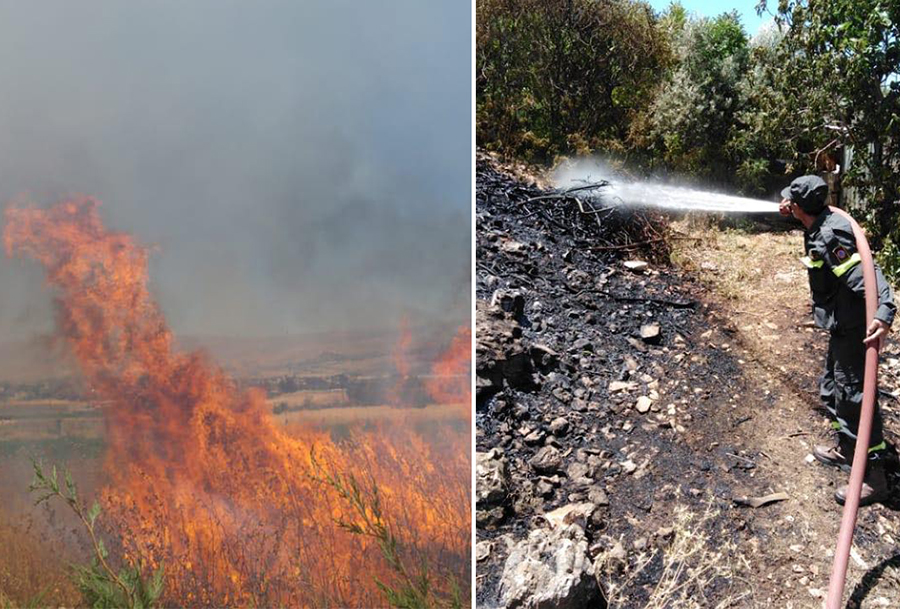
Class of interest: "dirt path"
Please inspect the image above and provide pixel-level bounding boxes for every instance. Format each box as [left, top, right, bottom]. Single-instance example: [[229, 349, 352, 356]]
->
[[673, 221, 900, 608], [475, 156, 900, 609]]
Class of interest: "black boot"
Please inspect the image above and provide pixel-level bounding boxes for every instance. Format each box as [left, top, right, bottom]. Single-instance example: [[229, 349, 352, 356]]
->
[[814, 435, 854, 472], [835, 459, 889, 507]]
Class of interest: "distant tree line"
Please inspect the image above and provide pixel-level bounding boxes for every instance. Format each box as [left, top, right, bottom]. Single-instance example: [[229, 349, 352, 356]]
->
[[477, 0, 900, 277]]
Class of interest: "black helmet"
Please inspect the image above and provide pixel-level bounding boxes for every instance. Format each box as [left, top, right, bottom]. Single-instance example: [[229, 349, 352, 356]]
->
[[781, 175, 828, 214]]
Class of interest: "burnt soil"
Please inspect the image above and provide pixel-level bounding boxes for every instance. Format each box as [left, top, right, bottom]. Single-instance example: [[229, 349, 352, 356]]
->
[[475, 153, 900, 609]]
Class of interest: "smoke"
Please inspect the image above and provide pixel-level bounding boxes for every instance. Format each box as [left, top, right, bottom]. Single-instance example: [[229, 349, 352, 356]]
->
[[553, 156, 622, 188], [0, 0, 471, 341]]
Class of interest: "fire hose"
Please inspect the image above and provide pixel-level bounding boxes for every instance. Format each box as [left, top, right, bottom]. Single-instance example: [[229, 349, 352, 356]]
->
[[824, 206, 880, 609]]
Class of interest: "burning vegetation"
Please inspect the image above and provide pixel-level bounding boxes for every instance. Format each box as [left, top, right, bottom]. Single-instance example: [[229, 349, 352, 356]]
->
[[2, 198, 470, 608]]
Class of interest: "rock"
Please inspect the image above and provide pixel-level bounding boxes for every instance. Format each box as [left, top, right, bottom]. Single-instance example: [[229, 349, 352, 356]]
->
[[498, 525, 604, 609], [549, 416, 570, 436], [552, 387, 572, 402], [588, 487, 609, 507], [608, 380, 636, 393], [501, 240, 528, 255], [524, 429, 546, 445], [476, 303, 536, 400], [571, 398, 588, 412], [640, 323, 661, 344], [585, 456, 604, 478], [655, 527, 674, 545], [492, 289, 527, 318], [623, 260, 648, 273], [477, 449, 510, 506], [531, 344, 560, 371], [476, 540, 493, 562], [571, 338, 593, 353], [477, 506, 507, 529], [608, 541, 627, 562], [621, 459, 637, 475], [530, 446, 563, 474], [566, 462, 590, 481], [513, 404, 530, 420], [625, 337, 647, 352], [476, 376, 496, 404], [536, 479, 555, 497], [543, 503, 596, 529], [635, 396, 652, 414]]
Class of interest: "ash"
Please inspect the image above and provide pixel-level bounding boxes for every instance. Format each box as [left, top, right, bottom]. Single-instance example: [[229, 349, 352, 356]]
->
[[475, 154, 765, 608]]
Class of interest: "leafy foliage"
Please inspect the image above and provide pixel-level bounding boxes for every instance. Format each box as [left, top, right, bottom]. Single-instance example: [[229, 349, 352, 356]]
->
[[477, 0, 670, 162], [29, 460, 165, 609], [640, 11, 750, 179], [756, 0, 900, 257]]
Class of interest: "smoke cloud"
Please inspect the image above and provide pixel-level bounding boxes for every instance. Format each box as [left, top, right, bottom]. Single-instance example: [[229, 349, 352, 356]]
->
[[0, 0, 471, 341]]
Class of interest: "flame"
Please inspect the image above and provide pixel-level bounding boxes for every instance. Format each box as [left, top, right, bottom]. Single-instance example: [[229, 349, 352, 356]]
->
[[4, 198, 470, 608], [426, 325, 471, 407]]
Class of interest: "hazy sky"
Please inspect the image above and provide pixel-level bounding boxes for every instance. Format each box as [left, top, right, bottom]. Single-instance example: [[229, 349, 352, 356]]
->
[[0, 1, 471, 340]]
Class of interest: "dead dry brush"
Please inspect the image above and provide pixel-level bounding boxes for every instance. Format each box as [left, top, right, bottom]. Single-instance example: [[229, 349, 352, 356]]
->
[[598, 499, 750, 609], [0, 507, 79, 608]]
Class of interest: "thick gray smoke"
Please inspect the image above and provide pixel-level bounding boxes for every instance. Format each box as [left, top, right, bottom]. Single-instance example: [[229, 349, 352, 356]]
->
[[0, 0, 471, 343]]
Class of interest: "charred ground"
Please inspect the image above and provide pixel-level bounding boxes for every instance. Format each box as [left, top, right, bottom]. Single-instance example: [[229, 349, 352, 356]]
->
[[475, 153, 900, 608]]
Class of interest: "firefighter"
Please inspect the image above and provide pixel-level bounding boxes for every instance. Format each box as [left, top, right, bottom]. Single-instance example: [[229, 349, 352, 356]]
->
[[780, 175, 895, 506]]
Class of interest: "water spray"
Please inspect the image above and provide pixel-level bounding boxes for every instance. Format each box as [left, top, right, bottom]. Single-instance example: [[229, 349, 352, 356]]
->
[[554, 163, 781, 214], [592, 180, 780, 214]]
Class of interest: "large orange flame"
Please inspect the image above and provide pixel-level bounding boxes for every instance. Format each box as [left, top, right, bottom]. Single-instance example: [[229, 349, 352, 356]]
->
[[4, 198, 470, 608]]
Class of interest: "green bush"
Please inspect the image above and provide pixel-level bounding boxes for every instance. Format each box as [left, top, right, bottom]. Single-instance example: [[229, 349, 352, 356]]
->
[[477, 0, 669, 162]]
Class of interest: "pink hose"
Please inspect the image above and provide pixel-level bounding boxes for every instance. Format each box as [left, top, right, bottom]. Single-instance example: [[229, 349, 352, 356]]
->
[[825, 206, 880, 608]]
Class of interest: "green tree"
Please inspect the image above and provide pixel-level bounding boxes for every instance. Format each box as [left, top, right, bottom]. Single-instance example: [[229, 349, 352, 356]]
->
[[638, 11, 750, 180], [754, 0, 900, 272], [726, 20, 791, 194], [476, 0, 670, 161]]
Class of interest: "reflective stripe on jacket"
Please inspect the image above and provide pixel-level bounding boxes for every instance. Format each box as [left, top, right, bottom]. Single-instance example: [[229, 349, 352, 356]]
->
[[802, 209, 896, 333]]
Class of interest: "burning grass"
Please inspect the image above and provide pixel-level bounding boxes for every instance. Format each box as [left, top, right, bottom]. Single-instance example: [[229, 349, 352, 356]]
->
[[2, 198, 471, 608]]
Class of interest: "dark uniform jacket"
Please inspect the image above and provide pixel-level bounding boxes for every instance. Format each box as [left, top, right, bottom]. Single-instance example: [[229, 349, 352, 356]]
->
[[802, 209, 896, 334]]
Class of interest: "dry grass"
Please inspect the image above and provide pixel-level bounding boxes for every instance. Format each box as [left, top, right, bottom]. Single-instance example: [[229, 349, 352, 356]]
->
[[1, 396, 467, 445], [0, 509, 79, 608], [279, 403, 468, 428], [267, 389, 349, 409], [670, 218, 804, 311], [599, 499, 750, 609]]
